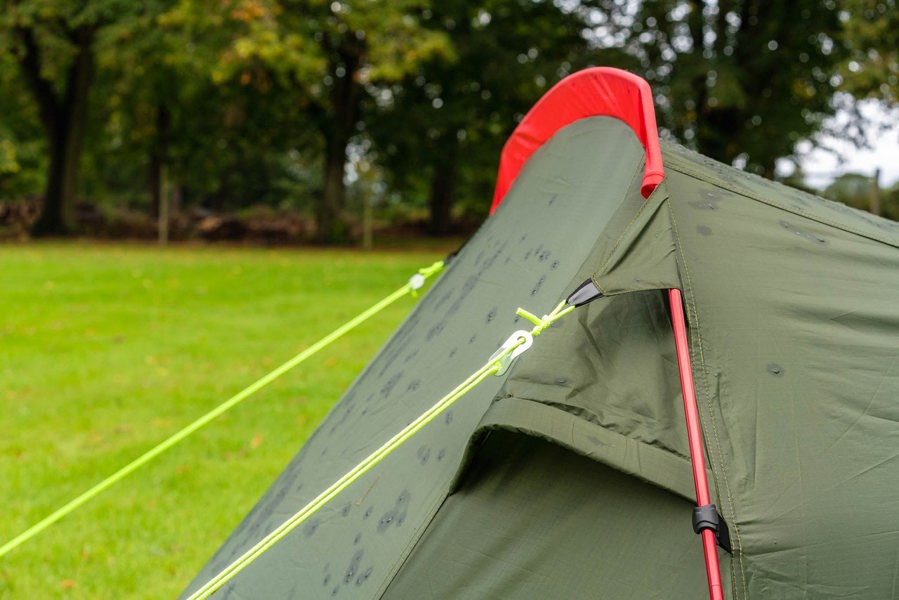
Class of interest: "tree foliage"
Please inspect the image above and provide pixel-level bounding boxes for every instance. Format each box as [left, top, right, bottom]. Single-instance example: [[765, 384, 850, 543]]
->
[[584, 0, 851, 177], [839, 0, 898, 103], [171, 0, 453, 242], [0, 0, 148, 234], [0, 0, 896, 240], [367, 0, 610, 233]]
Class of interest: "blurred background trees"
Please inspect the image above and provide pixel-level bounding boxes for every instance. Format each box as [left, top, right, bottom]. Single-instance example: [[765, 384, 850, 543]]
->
[[0, 0, 896, 242]]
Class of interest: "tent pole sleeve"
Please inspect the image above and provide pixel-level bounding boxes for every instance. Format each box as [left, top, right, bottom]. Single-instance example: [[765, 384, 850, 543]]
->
[[668, 288, 725, 600]]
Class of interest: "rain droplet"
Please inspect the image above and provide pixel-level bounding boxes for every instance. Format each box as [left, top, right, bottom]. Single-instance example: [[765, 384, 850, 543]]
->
[[377, 511, 395, 533], [344, 550, 364, 583], [304, 519, 320, 538]]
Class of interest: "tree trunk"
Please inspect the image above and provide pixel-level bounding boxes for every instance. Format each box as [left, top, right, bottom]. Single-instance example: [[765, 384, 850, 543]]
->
[[150, 104, 171, 220], [317, 133, 349, 243], [18, 25, 96, 236], [314, 43, 362, 244], [16, 26, 95, 236], [870, 168, 882, 216], [428, 147, 457, 236]]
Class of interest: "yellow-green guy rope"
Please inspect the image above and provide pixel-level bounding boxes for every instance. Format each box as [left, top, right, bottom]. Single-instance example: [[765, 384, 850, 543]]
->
[[186, 300, 575, 600], [0, 260, 445, 560]]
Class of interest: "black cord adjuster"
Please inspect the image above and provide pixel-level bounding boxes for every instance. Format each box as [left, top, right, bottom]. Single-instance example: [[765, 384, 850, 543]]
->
[[692, 504, 732, 553]]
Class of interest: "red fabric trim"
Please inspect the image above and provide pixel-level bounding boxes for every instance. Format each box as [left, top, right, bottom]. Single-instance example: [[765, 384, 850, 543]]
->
[[490, 67, 664, 214]]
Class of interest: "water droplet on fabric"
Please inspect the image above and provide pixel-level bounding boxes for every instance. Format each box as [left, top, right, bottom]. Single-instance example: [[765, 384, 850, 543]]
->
[[304, 519, 320, 537], [767, 363, 785, 377], [344, 550, 364, 583], [378, 512, 395, 533], [690, 198, 719, 210]]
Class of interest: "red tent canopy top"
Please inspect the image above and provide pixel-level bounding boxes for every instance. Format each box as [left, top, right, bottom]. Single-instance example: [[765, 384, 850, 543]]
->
[[491, 67, 664, 213]]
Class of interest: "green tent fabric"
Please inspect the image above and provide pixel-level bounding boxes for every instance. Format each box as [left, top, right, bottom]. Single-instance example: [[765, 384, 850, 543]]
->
[[183, 69, 899, 599]]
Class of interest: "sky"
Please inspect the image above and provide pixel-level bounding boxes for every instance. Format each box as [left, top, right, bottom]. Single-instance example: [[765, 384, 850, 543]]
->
[[792, 100, 899, 190]]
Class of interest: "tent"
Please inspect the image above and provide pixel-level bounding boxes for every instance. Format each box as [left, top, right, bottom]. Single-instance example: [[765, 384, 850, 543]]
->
[[183, 68, 899, 599]]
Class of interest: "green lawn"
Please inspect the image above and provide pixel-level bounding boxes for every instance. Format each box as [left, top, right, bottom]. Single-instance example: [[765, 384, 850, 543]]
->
[[0, 242, 450, 599]]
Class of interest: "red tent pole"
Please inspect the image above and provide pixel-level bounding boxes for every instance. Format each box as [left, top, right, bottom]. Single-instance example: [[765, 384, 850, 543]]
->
[[668, 288, 725, 600]]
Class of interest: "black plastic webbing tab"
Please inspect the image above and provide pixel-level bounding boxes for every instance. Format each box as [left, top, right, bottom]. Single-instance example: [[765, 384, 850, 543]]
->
[[566, 279, 603, 307], [692, 504, 732, 554]]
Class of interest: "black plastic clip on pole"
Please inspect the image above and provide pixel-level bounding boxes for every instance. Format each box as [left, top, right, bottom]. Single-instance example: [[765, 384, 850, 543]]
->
[[692, 504, 732, 554]]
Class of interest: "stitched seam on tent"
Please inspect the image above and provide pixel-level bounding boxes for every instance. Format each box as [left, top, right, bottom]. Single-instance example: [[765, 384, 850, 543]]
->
[[593, 160, 650, 277], [669, 201, 748, 598], [671, 204, 747, 598], [670, 202, 744, 594], [666, 162, 899, 249]]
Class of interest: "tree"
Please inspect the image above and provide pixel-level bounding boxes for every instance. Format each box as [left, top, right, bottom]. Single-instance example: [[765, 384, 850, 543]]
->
[[583, 1, 850, 177], [368, 0, 616, 234], [94, 2, 311, 217], [839, 0, 898, 103], [174, 0, 452, 242], [0, 1, 142, 235]]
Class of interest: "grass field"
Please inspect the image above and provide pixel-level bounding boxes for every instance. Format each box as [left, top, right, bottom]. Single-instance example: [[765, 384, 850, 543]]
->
[[0, 242, 451, 599]]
